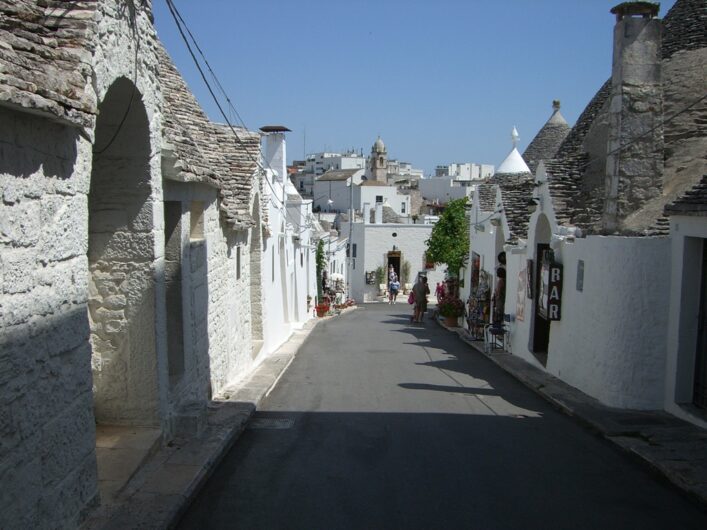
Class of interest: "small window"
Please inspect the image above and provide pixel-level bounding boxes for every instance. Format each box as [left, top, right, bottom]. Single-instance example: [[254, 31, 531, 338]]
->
[[401, 202, 406, 214], [376, 195, 383, 204], [300, 252, 303, 267], [352, 244, 357, 258], [190, 201, 204, 241]]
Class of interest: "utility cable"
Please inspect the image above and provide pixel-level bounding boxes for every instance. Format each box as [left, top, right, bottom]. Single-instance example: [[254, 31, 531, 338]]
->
[[164, 0, 310, 231], [93, 12, 141, 154]]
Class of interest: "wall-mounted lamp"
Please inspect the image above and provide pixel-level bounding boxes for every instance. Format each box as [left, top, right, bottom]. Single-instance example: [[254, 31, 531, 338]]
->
[[527, 198, 540, 214]]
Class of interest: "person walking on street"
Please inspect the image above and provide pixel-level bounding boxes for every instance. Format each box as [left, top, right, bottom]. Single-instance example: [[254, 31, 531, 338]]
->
[[412, 276, 429, 323], [389, 276, 401, 304]]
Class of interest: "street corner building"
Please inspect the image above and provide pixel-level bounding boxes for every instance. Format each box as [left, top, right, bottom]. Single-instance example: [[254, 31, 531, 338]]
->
[[463, 0, 707, 422], [0, 1, 318, 527]]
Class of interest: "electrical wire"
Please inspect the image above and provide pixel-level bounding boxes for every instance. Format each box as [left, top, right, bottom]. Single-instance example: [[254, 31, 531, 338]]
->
[[164, 0, 314, 233], [566, 91, 707, 175], [93, 12, 141, 154]]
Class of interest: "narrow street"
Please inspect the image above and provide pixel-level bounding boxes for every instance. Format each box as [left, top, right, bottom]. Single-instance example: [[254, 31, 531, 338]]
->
[[179, 304, 707, 529]]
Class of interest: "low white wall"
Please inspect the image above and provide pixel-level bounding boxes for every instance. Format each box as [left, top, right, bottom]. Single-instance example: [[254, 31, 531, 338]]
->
[[522, 235, 670, 409]]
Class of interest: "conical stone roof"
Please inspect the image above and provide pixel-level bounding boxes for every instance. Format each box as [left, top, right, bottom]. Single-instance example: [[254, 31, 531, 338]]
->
[[523, 100, 571, 174]]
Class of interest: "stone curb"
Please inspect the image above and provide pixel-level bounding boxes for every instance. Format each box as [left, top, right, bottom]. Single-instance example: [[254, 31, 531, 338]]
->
[[435, 318, 707, 509], [82, 315, 331, 530]]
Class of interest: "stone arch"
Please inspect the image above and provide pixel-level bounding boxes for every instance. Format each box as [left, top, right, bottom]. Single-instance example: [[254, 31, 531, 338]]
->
[[88, 77, 159, 425], [249, 193, 264, 356]]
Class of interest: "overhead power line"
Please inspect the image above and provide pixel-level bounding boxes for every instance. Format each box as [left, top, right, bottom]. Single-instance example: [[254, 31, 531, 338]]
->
[[163, 0, 313, 231]]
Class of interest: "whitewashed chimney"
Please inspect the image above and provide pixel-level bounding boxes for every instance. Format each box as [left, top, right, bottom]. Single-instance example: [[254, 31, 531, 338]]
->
[[363, 202, 371, 224], [375, 202, 383, 224], [260, 125, 291, 183]]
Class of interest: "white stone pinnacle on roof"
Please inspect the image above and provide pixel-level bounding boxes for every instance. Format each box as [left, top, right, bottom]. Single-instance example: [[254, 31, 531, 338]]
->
[[497, 127, 531, 175]]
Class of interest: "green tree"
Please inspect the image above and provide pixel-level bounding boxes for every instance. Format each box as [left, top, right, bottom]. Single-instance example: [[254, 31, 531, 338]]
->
[[316, 239, 326, 299], [425, 197, 469, 276]]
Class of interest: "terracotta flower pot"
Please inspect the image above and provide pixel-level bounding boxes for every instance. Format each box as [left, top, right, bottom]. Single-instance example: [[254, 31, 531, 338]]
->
[[444, 315, 458, 327]]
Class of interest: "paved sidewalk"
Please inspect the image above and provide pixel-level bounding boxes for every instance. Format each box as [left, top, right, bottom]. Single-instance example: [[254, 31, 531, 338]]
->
[[83, 310, 354, 529], [437, 318, 707, 509]]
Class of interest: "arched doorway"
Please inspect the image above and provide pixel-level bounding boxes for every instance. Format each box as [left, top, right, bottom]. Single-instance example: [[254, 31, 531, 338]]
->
[[249, 194, 264, 358], [529, 214, 552, 365], [88, 77, 159, 425]]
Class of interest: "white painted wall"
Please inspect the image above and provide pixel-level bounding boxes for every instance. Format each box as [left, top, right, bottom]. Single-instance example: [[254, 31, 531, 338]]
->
[[358, 186, 411, 217], [543, 235, 670, 409], [665, 216, 707, 428], [261, 133, 316, 355], [313, 179, 353, 213]]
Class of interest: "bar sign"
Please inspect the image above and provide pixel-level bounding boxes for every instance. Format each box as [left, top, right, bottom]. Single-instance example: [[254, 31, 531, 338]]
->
[[548, 263, 563, 321]]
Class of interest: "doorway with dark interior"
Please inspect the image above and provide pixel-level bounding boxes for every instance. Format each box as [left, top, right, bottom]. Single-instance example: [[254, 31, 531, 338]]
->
[[387, 250, 401, 282]]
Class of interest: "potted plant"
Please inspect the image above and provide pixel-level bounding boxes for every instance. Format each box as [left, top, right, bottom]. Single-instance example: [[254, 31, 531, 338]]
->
[[316, 302, 330, 317], [438, 295, 465, 327]]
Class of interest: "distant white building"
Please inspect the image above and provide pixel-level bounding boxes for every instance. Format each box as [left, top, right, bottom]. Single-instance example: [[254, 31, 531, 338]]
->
[[312, 168, 411, 219], [291, 150, 365, 196], [418, 176, 475, 204], [435, 162, 494, 180]]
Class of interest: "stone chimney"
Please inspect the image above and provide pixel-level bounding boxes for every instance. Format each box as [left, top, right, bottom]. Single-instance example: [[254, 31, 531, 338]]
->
[[260, 125, 291, 183], [603, 2, 663, 233]]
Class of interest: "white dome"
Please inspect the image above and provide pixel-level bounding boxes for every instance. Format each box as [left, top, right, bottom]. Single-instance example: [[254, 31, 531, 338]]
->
[[496, 147, 531, 174], [373, 136, 386, 152]]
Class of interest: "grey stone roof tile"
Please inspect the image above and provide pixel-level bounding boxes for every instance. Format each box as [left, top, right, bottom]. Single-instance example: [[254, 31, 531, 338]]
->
[[158, 44, 263, 231], [523, 103, 571, 175], [490, 172, 534, 243], [0, 0, 98, 128], [477, 183, 497, 212], [665, 175, 707, 215]]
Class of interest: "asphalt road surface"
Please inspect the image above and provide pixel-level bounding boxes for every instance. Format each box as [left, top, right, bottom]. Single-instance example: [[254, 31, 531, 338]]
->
[[179, 304, 707, 529]]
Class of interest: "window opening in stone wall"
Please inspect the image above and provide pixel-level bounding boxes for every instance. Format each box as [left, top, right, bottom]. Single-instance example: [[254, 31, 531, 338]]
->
[[376, 195, 383, 203], [190, 201, 204, 241], [164, 201, 185, 381], [237, 246, 241, 280], [401, 202, 406, 213]]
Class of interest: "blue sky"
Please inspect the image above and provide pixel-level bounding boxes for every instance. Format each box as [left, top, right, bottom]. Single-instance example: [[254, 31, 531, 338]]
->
[[153, 0, 676, 175]]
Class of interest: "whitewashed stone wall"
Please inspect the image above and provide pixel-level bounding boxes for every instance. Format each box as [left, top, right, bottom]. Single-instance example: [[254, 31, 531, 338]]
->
[[0, 105, 98, 530], [0, 1, 163, 527]]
